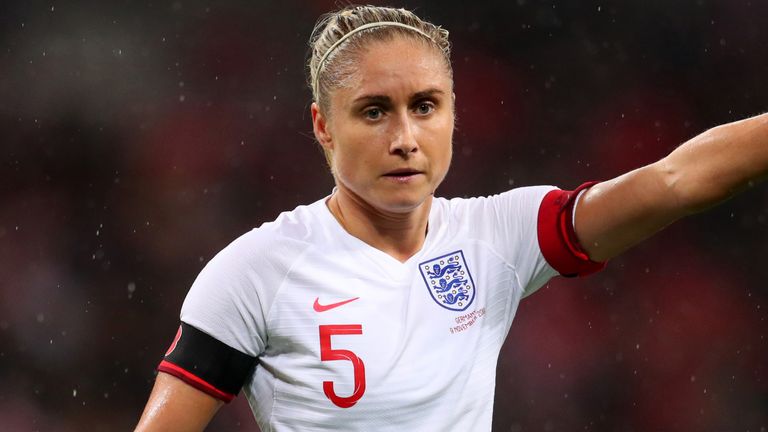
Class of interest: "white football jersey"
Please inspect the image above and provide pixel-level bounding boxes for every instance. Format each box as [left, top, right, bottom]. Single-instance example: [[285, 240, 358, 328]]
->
[[178, 186, 578, 431]]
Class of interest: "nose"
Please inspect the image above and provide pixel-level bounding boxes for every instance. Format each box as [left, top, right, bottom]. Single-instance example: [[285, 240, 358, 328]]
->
[[389, 113, 418, 157]]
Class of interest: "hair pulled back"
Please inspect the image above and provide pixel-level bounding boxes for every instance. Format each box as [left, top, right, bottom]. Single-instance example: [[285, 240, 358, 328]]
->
[[307, 5, 451, 110]]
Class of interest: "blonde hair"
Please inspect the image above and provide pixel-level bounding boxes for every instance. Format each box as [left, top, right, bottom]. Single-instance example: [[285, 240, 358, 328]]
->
[[307, 5, 452, 111]]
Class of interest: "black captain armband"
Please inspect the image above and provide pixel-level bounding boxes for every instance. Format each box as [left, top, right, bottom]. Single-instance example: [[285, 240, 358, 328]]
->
[[157, 322, 257, 402]]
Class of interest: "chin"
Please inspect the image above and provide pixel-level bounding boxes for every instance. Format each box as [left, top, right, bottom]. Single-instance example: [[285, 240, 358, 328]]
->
[[375, 192, 432, 214]]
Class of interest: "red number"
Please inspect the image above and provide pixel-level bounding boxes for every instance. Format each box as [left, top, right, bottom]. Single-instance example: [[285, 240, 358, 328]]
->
[[319, 324, 366, 408]]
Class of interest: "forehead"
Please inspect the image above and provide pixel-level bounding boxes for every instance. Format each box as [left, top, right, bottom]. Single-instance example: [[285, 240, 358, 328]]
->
[[337, 36, 451, 102]]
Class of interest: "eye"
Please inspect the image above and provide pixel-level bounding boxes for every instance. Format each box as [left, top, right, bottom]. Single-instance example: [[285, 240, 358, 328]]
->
[[414, 101, 435, 116], [363, 107, 383, 120]]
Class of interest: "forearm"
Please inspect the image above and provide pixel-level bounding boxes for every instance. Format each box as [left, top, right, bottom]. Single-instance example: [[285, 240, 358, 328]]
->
[[662, 112, 768, 213], [575, 112, 768, 262]]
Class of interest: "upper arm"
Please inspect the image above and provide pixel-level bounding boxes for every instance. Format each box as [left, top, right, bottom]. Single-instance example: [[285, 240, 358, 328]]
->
[[135, 372, 223, 432], [135, 231, 274, 431], [574, 160, 690, 262], [135, 320, 258, 431]]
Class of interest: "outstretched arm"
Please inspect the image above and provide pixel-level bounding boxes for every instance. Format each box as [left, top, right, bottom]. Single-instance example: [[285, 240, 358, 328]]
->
[[134, 372, 223, 432], [575, 112, 768, 262]]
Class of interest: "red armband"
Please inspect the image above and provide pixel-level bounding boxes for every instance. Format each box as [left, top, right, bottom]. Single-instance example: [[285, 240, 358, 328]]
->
[[537, 181, 607, 277]]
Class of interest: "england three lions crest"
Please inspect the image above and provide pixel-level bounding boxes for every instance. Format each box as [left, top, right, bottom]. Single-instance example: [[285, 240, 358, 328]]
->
[[419, 250, 476, 311]]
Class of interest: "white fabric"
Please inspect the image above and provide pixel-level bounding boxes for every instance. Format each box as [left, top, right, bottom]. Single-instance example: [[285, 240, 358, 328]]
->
[[181, 186, 559, 432], [572, 188, 588, 231]]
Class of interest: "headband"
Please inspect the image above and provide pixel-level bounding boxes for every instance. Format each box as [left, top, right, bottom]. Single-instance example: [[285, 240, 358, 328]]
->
[[312, 21, 435, 101]]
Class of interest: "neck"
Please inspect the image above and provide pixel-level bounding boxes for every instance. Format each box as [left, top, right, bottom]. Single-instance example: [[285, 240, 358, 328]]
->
[[327, 188, 432, 263]]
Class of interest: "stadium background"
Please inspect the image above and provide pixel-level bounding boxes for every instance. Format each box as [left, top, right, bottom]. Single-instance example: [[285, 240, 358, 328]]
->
[[1, 0, 767, 430]]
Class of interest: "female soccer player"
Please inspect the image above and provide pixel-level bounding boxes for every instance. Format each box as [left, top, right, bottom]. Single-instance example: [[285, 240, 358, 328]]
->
[[135, 5, 768, 431]]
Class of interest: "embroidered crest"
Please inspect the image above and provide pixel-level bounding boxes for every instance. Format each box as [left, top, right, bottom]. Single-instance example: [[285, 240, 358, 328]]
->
[[419, 250, 476, 311]]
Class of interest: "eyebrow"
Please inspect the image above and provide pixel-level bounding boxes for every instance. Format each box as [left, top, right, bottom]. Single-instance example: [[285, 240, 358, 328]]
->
[[352, 88, 446, 105]]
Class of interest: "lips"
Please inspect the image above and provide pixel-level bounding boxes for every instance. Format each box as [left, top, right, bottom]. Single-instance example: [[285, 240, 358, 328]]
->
[[383, 168, 422, 177]]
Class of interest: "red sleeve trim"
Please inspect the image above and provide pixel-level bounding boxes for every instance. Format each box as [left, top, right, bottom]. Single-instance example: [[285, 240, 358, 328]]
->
[[537, 181, 607, 277], [157, 360, 236, 403]]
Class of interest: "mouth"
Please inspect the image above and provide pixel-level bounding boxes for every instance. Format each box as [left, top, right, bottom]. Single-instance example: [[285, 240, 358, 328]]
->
[[383, 168, 423, 178]]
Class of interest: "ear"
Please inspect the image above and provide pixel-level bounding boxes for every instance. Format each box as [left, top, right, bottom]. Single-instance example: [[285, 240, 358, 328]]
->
[[311, 102, 333, 151]]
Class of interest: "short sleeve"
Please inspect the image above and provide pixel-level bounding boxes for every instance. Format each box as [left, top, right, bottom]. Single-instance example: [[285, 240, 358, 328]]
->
[[180, 230, 277, 358], [158, 212, 312, 401], [453, 183, 606, 298], [482, 186, 560, 297], [155, 229, 297, 401]]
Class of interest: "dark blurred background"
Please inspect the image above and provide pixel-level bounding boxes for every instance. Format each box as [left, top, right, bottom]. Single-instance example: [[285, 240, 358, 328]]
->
[[1, 0, 766, 430]]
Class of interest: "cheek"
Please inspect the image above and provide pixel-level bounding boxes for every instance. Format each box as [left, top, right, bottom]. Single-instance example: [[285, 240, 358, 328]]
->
[[333, 126, 385, 174], [425, 120, 454, 170], [443, 143, 453, 167], [436, 146, 453, 180], [333, 143, 370, 180]]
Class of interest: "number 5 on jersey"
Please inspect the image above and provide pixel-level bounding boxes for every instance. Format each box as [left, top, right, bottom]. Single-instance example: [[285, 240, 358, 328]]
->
[[319, 324, 366, 408]]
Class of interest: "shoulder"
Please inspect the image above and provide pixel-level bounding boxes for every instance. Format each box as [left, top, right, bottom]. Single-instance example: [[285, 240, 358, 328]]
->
[[258, 198, 328, 241], [434, 185, 558, 217], [197, 197, 332, 284], [223, 197, 329, 255], [180, 197, 333, 353]]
